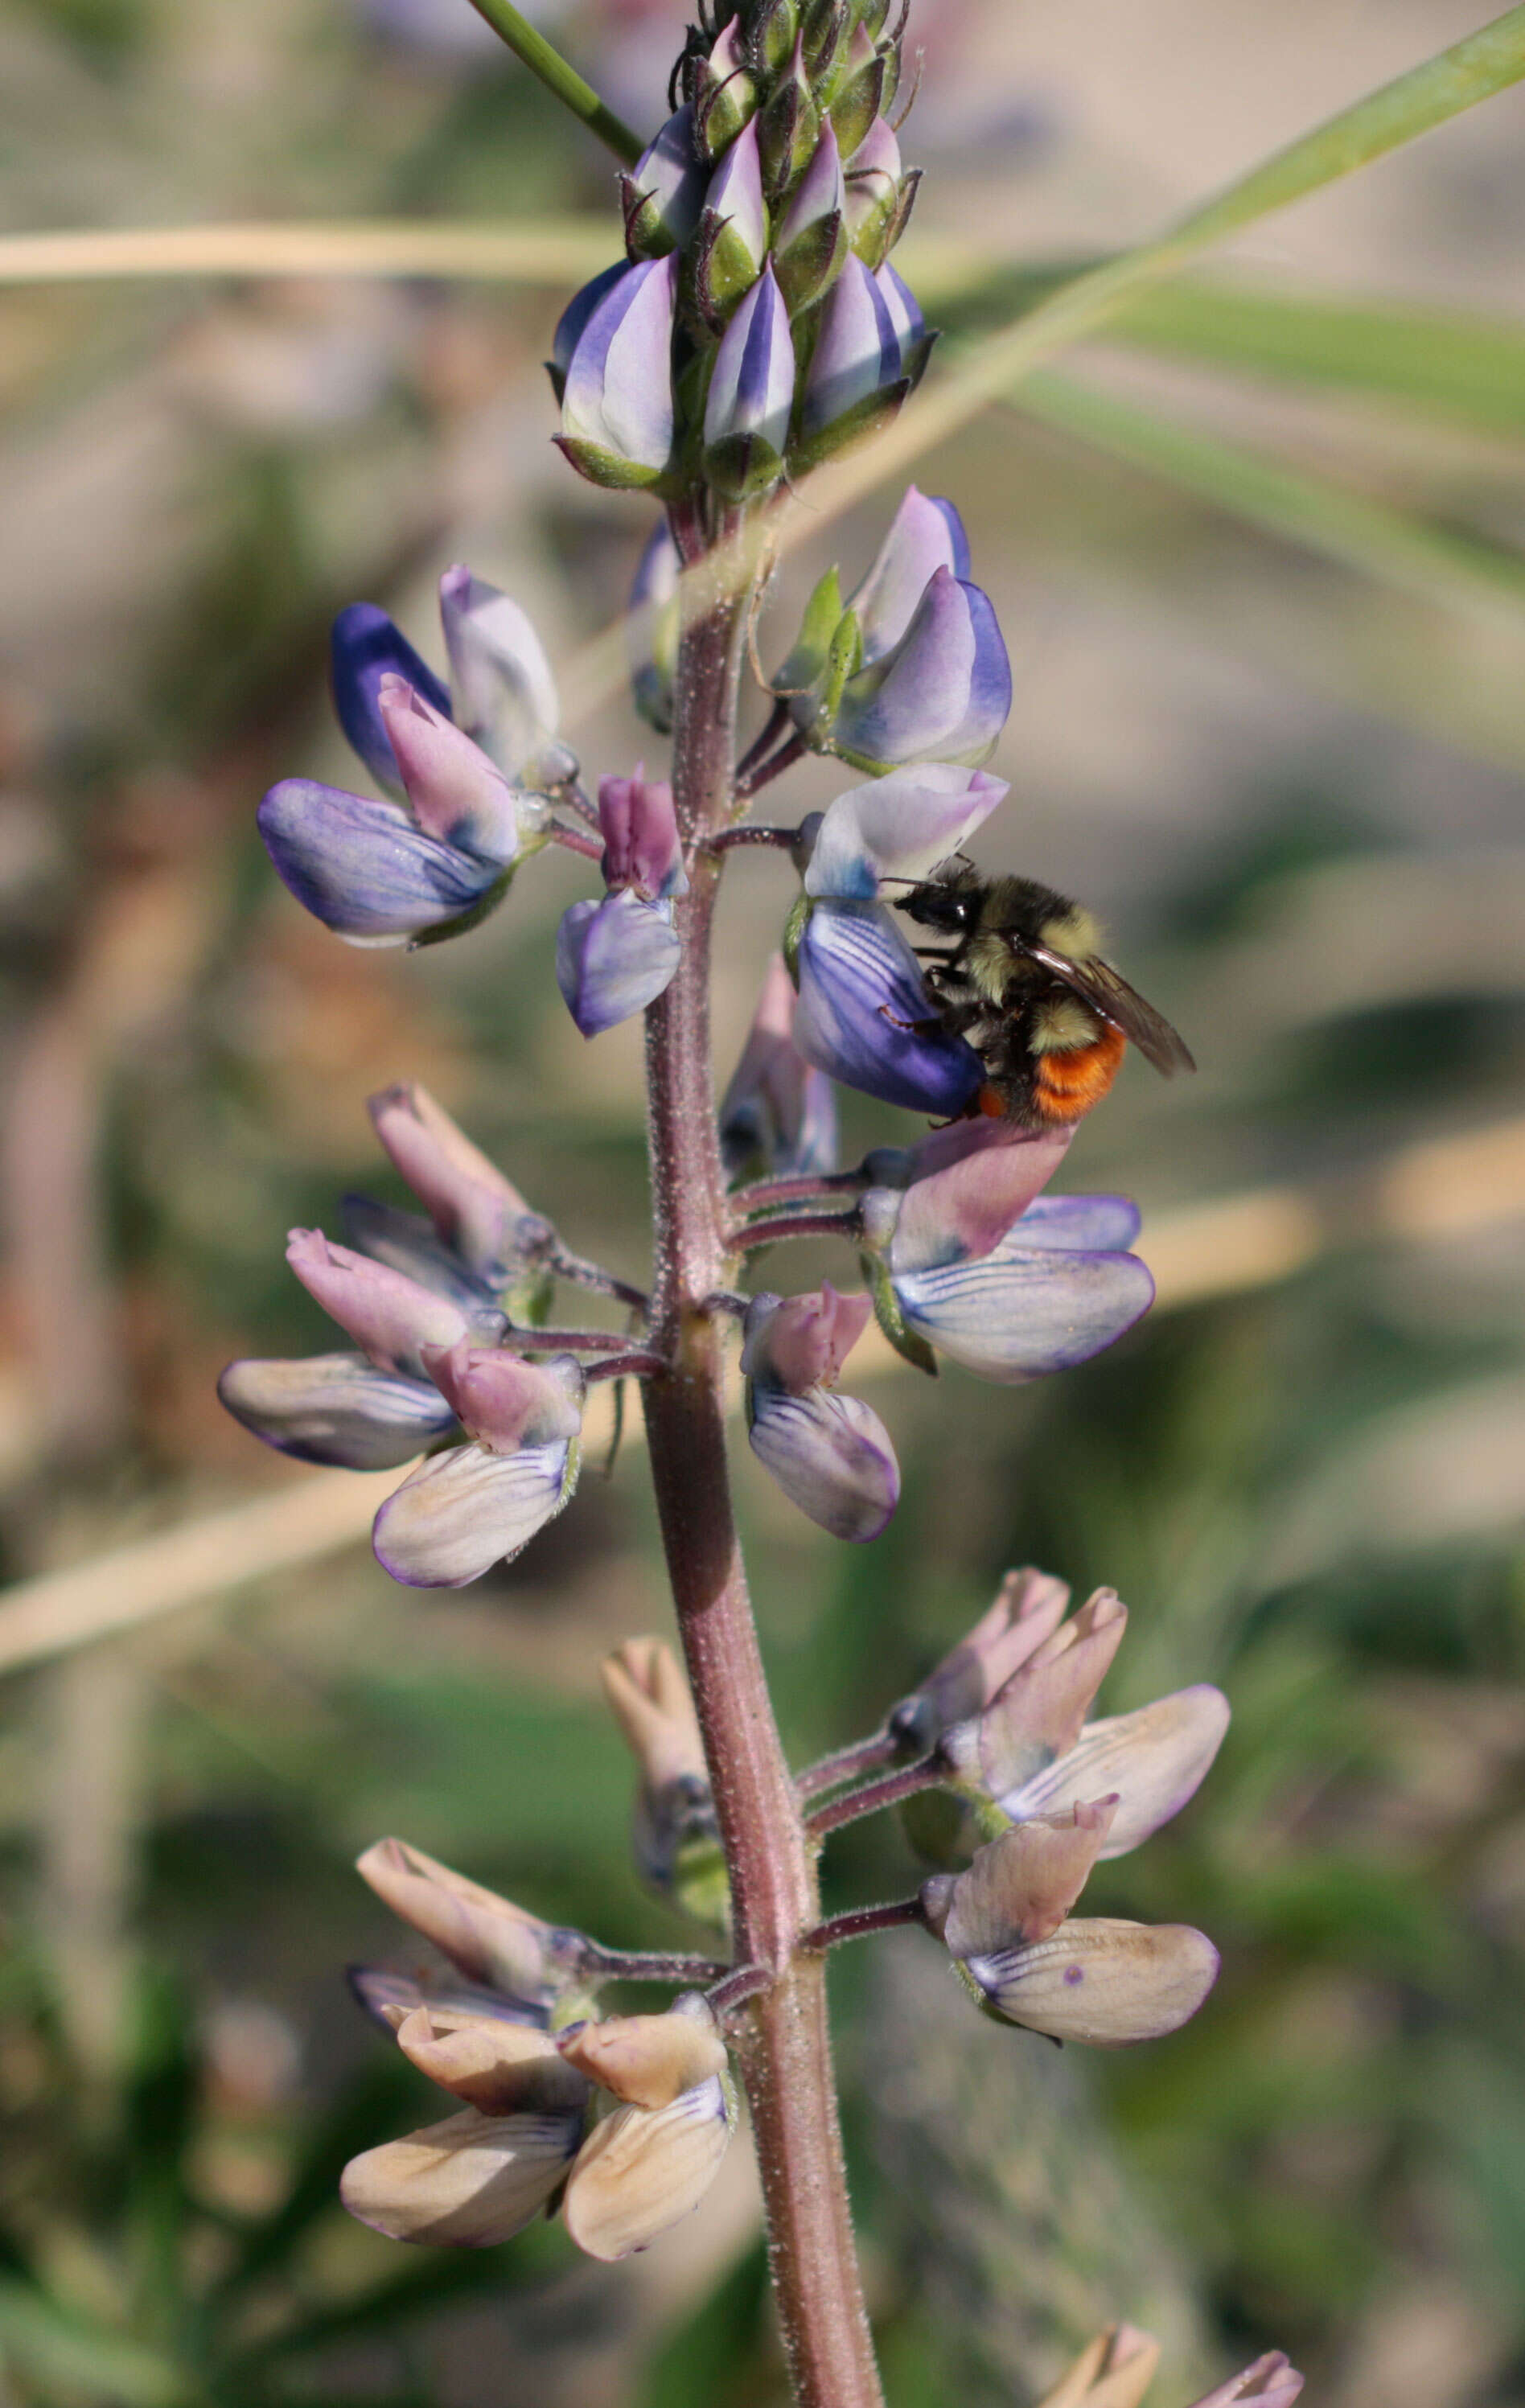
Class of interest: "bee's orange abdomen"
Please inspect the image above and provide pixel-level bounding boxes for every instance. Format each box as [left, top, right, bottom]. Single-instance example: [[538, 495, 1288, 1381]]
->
[[1032, 1022, 1127, 1123], [976, 1083, 1007, 1117]]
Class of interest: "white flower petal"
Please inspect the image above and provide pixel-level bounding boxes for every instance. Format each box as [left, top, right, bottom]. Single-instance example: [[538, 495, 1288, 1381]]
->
[[341, 2104, 583, 2245], [372, 1439, 576, 1588], [968, 1917, 1219, 2044], [561, 2075, 735, 2261], [1004, 1687, 1231, 1856]]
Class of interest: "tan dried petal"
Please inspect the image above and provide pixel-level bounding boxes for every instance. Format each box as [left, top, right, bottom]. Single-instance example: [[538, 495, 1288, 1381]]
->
[[1035, 2324, 1161, 2408], [601, 1639, 708, 1793], [561, 2076, 735, 2262], [559, 2009, 727, 2110], [340, 2103, 583, 2246], [978, 1590, 1128, 1794], [394, 2007, 587, 2114], [356, 1835, 568, 1999], [1186, 2353, 1304, 2408], [939, 1798, 1119, 1958]]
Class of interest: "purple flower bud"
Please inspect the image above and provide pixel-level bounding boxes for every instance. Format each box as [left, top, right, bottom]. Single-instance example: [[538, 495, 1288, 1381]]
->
[[217, 1353, 456, 1469], [623, 106, 708, 259], [1186, 2354, 1305, 2408], [550, 260, 628, 384], [741, 1282, 872, 1392], [793, 899, 984, 1117], [843, 117, 902, 263], [798, 253, 899, 441], [419, 1342, 584, 1454], [368, 1083, 544, 1282], [372, 1433, 579, 1587], [438, 565, 572, 789], [556, 890, 682, 1038], [719, 952, 838, 1183], [774, 120, 847, 309], [703, 266, 795, 495], [956, 1916, 1220, 2045], [692, 18, 756, 158], [803, 763, 1006, 901], [627, 519, 680, 735], [697, 117, 769, 311], [598, 769, 683, 902], [257, 777, 518, 947], [742, 1286, 898, 1541], [885, 1199, 1155, 1382], [828, 564, 1012, 771], [847, 486, 971, 667], [874, 259, 924, 360], [862, 1129, 1075, 1275], [559, 257, 678, 490], [330, 602, 451, 796]]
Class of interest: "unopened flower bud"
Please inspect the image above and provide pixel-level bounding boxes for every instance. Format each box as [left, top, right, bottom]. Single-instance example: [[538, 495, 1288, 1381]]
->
[[561, 2069, 737, 2261], [693, 117, 768, 319], [558, 2001, 727, 2110], [747, 0, 799, 76], [846, 484, 968, 664], [598, 769, 683, 901], [285, 1228, 478, 1374], [557, 257, 678, 491], [742, 1286, 899, 1541], [758, 35, 820, 195], [796, 253, 902, 459], [843, 116, 910, 266], [601, 1638, 726, 1929], [627, 518, 680, 734], [549, 260, 627, 398], [692, 19, 757, 158], [368, 1082, 543, 1283], [827, 22, 886, 157], [622, 105, 708, 260], [774, 121, 847, 310], [703, 265, 795, 497], [824, 564, 1010, 771]]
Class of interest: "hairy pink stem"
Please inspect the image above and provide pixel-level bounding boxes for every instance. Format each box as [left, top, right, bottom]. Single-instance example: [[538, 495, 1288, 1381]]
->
[[639, 506, 884, 2408]]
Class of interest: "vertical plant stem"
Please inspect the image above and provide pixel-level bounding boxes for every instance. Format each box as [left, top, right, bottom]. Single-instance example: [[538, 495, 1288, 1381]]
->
[[640, 518, 884, 2408]]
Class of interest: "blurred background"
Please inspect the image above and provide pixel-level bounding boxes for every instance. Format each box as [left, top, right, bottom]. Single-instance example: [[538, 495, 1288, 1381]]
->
[[2, 0, 1524, 2400]]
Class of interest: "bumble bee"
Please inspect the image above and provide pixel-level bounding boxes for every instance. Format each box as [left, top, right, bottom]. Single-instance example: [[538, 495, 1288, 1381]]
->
[[893, 860, 1194, 1124]]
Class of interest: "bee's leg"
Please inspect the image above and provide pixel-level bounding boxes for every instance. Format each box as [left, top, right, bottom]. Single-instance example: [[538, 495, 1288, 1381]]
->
[[876, 1004, 947, 1036]]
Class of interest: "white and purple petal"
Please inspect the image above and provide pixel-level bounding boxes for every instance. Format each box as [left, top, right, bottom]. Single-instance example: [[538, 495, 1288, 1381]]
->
[[1001, 1687, 1231, 1856], [561, 257, 678, 473], [556, 889, 682, 1038], [964, 1917, 1219, 2044], [372, 1438, 578, 1588], [891, 1231, 1155, 1382], [794, 900, 983, 1117], [804, 764, 1008, 901], [438, 565, 568, 787], [1006, 1193, 1144, 1253], [627, 105, 709, 255], [848, 486, 971, 666], [746, 1382, 899, 1542], [703, 265, 795, 456], [257, 779, 512, 946], [799, 253, 898, 438], [561, 2074, 736, 2262], [217, 1352, 455, 1469], [831, 566, 1011, 771]]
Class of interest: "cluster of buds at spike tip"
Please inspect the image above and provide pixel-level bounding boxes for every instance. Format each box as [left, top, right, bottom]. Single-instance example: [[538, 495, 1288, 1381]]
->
[[550, 0, 926, 502], [258, 569, 581, 949], [341, 1840, 736, 2257], [217, 1086, 633, 1587], [601, 1638, 730, 1933], [556, 770, 687, 1037]]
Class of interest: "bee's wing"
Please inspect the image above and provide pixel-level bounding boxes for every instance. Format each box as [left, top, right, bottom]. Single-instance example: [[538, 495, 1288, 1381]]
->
[[1025, 944, 1196, 1075]]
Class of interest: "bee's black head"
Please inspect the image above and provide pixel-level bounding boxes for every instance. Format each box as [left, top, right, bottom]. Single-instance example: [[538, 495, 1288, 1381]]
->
[[894, 880, 977, 934]]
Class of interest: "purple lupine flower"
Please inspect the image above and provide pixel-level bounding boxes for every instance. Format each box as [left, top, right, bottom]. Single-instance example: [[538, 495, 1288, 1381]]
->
[[331, 602, 451, 796], [695, 117, 768, 316], [622, 105, 708, 260], [802, 762, 1006, 900], [438, 565, 573, 789], [719, 951, 837, 1184], [372, 1354, 585, 1588], [557, 887, 682, 1038], [216, 1354, 458, 1469], [703, 265, 795, 496], [284, 1227, 488, 1374], [874, 260, 925, 363], [742, 1286, 900, 1541], [774, 119, 847, 309], [797, 253, 899, 443], [859, 1128, 1077, 1276], [549, 260, 629, 395], [419, 1340, 584, 1455], [627, 518, 681, 735], [828, 564, 1012, 771], [558, 257, 679, 491], [792, 898, 984, 1117], [846, 486, 971, 668], [870, 1186, 1156, 1381]]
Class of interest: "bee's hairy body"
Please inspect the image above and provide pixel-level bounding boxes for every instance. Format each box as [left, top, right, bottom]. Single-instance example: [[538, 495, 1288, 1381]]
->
[[894, 861, 1193, 1127]]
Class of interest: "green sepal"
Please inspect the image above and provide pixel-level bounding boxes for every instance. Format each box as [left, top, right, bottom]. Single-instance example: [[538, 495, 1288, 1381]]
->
[[672, 1836, 733, 1937], [898, 1784, 970, 1868], [771, 561, 844, 708], [787, 376, 910, 478], [860, 1247, 939, 1376], [828, 54, 885, 156], [503, 1262, 557, 1326], [750, 0, 799, 75], [553, 434, 672, 494], [782, 890, 812, 982], [702, 430, 787, 501], [690, 209, 766, 323], [774, 210, 848, 312]]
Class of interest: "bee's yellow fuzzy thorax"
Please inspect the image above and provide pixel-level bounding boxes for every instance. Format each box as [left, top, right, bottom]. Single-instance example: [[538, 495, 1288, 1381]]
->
[[1039, 905, 1102, 961]]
